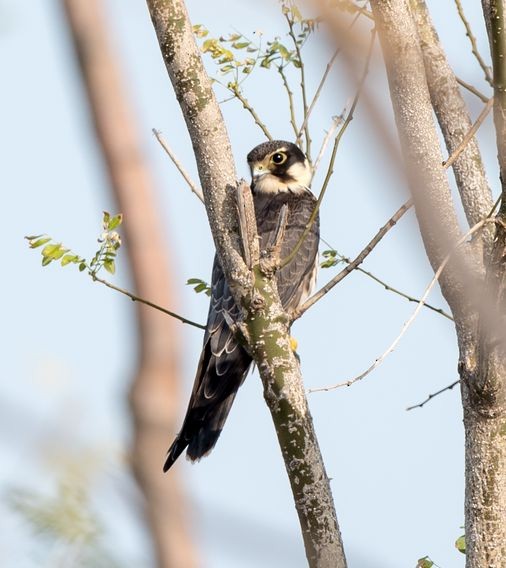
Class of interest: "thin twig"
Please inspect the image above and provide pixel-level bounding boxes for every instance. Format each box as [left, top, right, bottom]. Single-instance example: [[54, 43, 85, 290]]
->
[[296, 47, 342, 144], [285, 14, 312, 161], [456, 76, 490, 103], [282, 28, 376, 270], [296, 12, 361, 143], [152, 129, 204, 203], [293, 199, 413, 320], [406, 379, 460, 410], [312, 113, 345, 175], [442, 97, 494, 169], [308, 218, 491, 394], [230, 86, 273, 141], [277, 65, 300, 139], [318, 233, 452, 319], [454, 0, 493, 86], [92, 274, 206, 329], [354, 266, 453, 320]]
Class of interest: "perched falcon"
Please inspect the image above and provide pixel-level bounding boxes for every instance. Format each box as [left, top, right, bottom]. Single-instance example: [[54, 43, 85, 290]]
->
[[163, 140, 320, 471]]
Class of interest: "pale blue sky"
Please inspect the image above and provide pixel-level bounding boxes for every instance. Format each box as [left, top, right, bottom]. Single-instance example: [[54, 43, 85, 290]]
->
[[1, 1, 497, 567]]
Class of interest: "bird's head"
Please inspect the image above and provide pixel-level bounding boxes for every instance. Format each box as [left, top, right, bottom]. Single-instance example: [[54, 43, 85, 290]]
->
[[247, 140, 312, 194]]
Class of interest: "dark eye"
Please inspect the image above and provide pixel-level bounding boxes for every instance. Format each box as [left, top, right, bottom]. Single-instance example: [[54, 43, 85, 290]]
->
[[271, 152, 287, 165]]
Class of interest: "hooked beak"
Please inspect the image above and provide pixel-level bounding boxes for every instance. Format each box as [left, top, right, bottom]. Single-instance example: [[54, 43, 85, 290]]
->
[[252, 166, 268, 183]]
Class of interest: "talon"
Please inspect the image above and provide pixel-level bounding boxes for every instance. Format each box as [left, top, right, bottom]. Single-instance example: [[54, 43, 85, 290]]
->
[[290, 336, 298, 352]]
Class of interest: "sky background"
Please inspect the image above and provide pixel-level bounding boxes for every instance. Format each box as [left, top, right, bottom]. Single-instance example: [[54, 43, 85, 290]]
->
[[1, 1, 499, 567]]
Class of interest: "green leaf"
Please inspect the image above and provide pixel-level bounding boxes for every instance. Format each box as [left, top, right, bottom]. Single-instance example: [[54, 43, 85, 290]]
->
[[42, 256, 53, 267], [28, 237, 51, 249], [187, 278, 203, 285], [107, 214, 123, 230], [455, 535, 466, 554], [322, 249, 337, 257], [79, 262, 87, 272], [102, 211, 110, 227], [194, 283, 207, 293], [232, 41, 250, 49], [416, 557, 434, 568], [61, 254, 79, 267], [41, 243, 60, 257], [103, 259, 115, 274]]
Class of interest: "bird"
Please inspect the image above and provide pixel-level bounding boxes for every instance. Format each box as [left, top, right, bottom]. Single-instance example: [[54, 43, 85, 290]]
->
[[163, 140, 320, 472]]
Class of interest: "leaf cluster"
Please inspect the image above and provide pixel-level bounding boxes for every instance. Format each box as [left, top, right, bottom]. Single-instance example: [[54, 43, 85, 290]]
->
[[25, 211, 123, 276], [186, 277, 211, 297], [193, 1, 317, 88], [320, 249, 346, 269]]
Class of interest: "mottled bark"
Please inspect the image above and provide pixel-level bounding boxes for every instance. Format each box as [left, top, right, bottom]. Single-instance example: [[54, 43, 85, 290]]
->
[[410, 0, 494, 252], [371, 1, 506, 566], [145, 1, 346, 565], [369, 0, 466, 321], [62, 1, 198, 566]]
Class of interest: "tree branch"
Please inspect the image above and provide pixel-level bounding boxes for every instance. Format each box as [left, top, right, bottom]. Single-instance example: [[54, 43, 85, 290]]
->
[[406, 379, 460, 411], [63, 1, 199, 565], [455, 0, 494, 86], [293, 199, 412, 320], [309, 218, 491, 394], [277, 65, 300, 139], [145, 2, 347, 565], [442, 97, 494, 170], [92, 274, 205, 329], [285, 13, 312, 160], [411, 0, 494, 251], [152, 129, 204, 202], [456, 76, 490, 103], [229, 85, 274, 141], [282, 29, 376, 270]]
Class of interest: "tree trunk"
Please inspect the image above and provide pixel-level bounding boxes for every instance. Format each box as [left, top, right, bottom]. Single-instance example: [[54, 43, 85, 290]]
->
[[145, 1, 347, 565], [62, 1, 198, 566], [370, 1, 506, 565]]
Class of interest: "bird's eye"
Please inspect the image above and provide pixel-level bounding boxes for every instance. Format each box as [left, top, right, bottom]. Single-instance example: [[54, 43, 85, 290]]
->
[[271, 152, 287, 165]]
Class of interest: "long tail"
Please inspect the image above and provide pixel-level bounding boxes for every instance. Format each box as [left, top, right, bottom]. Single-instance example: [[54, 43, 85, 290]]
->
[[163, 339, 251, 472]]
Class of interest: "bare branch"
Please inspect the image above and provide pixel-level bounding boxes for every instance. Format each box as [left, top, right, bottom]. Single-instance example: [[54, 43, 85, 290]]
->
[[406, 379, 460, 411], [293, 199, 412, 320], [308, 218, 491, 394], [277, 65, 300, 139], [152, 128, 204, 203], [354, 266, 453, 321], [285, 13, 312, 160], [454, 0, 493, 86], [317, 233, 453, 319], [282, 29, 376, 271], [229, 85, 273, 141], [442, 97, 494, 169], [296, 12, 361, 143], [456, 76, 490, 103], [312, 113, 345, 175], [92, 274, 205, 329]]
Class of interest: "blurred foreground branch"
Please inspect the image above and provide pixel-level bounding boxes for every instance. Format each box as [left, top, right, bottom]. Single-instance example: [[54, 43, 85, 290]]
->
[[62, 1, 198, 566]]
